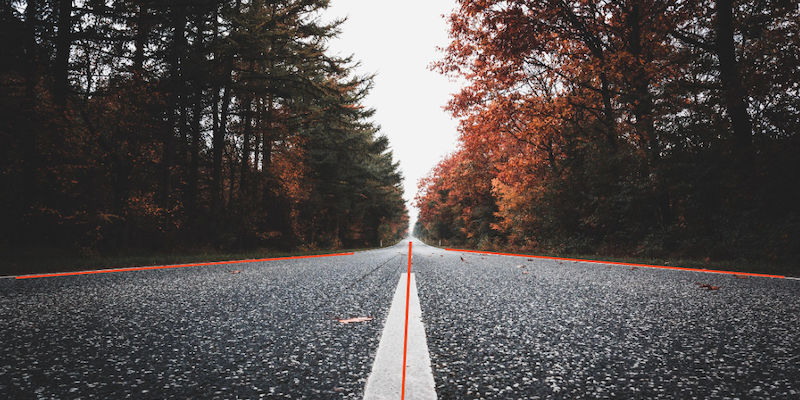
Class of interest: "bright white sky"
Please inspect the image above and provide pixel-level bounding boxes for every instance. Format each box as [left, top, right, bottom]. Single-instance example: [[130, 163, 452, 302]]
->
[[324, 0, 463, 226]]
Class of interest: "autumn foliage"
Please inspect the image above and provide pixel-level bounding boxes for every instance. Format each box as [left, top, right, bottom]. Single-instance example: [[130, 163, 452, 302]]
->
[[416, 0, 800, 263], [0, 0, 408, 260]]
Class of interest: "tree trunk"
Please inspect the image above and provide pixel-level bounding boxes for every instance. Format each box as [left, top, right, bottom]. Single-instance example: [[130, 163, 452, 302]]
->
[[262, 94, 273, 177], [160, 4, 186, 207], [625, 2, 671, 228], [54, 0, 72, 105], [239, 95, 253, 201], [133, 4, 148, 77], [715, 0, 753, 153], [211, 7, 230, 212], [186, 85, 201, 218]]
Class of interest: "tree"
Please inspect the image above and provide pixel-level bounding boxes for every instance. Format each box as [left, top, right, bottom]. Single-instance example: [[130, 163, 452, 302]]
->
[[419, 0, 800, 263], [0, 0, 408, 261]]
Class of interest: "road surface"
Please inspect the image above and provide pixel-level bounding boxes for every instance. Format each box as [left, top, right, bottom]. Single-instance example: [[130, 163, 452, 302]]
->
[[1, 238, 798, 398]]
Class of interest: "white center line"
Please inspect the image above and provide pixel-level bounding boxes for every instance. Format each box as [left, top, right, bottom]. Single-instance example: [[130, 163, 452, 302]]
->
[[363, 273, 437, 399]]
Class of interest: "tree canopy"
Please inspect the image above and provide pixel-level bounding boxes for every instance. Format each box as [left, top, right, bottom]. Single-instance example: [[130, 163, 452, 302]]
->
[[415, 0, 799, 264], [0, 0, 408, 253]]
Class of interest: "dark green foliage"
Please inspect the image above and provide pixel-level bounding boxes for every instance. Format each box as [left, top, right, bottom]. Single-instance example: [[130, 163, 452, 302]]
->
[[0, 0, 408, 265]]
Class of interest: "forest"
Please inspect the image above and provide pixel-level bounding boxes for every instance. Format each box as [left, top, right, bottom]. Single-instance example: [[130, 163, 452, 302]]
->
[[415, 0, 799, 265], [0, 0, 408, 258]]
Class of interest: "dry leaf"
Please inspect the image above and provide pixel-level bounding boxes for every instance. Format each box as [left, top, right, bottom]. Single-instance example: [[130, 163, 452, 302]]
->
[[517, 264, 526, 268], [230, 270, 241, 274], [527, 258, 534, 261], [337, 316, 374, 324], [733, 275, 749, 279], [460, 256, 465, 262], [696, 282, 721, 291], [629, 267, 638, 271], [522, 271, 530, 275]]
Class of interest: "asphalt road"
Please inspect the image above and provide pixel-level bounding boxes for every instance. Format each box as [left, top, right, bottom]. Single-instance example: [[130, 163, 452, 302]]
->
[[2, 238, 799, 398]]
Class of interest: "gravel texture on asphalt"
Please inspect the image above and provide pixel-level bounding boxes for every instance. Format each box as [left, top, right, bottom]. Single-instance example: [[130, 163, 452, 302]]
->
[[0, 245, 408, 399], [3, 239, 799, 399], [412, 239, 800, 399]]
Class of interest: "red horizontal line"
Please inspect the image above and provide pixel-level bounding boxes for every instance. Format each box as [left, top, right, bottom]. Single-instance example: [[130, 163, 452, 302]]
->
[[14, 252, 356, 280], [445, 248, 785, 279]]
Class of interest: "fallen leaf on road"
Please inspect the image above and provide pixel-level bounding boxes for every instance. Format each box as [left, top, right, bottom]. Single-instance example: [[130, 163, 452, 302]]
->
[[629, 267, 638, 271], [522, 271, 530, 275], [230, 270, 241, 274], [460, 256, 465, 262], [516, 264, 526, 268], [733, 275, 749, 279], [337, 316, 373, 324], [696, 282, 721, 291], [527, 258, 534, 261]]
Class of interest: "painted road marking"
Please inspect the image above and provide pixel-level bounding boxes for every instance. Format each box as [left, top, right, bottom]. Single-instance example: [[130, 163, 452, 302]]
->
[[363, 272, 437, 400], [402, 241, 412, 400], [446, 248, 786, 279], [9, 252, 355, 280]]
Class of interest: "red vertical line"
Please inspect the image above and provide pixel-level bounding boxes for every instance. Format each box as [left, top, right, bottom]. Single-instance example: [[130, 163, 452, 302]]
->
[[401, 241, 412, 399]]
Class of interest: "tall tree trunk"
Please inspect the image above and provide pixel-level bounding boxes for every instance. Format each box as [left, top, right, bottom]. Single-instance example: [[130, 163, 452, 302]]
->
[[160, 4, 186, 207], [185, 12, 205, 219], [625, 3, 656, 158], [715, 0, 753, 154], [625, 2, 670, 228], [24, 0, 37, 49], [211, 6, 230, 212], [262, 94, 273, 177], [215, 81, 232, 209], [54, 0, 72, 105], [186, 85, 201, 218], [239, 95, 253, 201], [212, 86, 222, 209], [599, 72, 617, 153], [133, 4, 148, 77], [253, 97, 262, 174], [174, 6, 188, 193], [21, 0, 40, 240]]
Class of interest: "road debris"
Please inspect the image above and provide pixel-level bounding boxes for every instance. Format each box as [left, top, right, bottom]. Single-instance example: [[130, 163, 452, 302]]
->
[[696, 282, 721, 291], [337, 316, 374, 324]]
